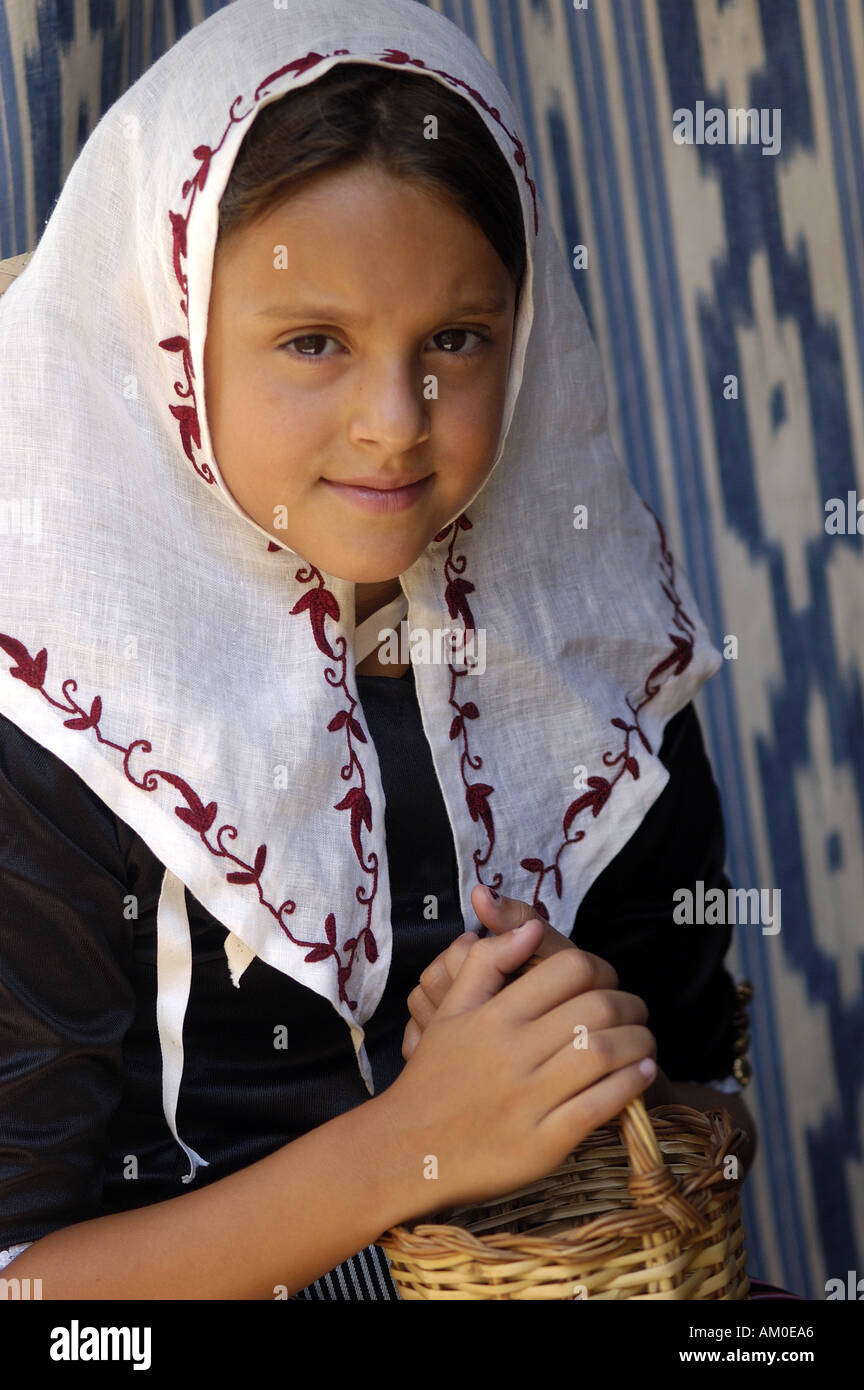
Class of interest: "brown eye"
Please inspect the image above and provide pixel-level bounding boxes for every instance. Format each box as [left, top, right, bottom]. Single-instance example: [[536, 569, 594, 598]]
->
[[432, 328, 490, 355], [280, 334, 339, 359]]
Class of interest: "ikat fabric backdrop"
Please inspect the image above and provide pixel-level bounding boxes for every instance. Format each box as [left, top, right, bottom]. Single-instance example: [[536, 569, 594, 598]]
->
[[1, 0, 862, 1301]]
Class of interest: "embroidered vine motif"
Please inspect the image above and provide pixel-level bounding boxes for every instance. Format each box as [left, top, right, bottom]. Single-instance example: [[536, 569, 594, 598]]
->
[[432, 513, 502, 891], [431, 502, 699, 923], [289, 563, 381, 988], [158, 51, 336, 487], [372, 49, 539, 234], [0, 632, 373, 1012], [0, 502, 698, 1000], [517, 501, 698, 920]]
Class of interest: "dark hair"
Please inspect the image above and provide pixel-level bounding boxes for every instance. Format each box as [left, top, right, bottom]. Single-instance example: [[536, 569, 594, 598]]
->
[[216, 62, 526, 305]]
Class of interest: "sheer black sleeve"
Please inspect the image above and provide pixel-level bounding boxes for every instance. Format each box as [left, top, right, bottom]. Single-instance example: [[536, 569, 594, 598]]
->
[[571, 701, 740, 1084], [0, 712, 136, 1248]]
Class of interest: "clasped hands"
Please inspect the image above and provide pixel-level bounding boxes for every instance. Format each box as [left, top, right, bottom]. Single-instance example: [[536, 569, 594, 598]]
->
[[403, 883, 673, 1107]]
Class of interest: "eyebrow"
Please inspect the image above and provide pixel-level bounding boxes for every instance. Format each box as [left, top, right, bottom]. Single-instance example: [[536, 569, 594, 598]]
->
[[250, 296, 512, 322]]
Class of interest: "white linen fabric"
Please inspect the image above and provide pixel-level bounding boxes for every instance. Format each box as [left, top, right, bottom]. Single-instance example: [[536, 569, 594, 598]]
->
[[0, 0, 724, 1182]]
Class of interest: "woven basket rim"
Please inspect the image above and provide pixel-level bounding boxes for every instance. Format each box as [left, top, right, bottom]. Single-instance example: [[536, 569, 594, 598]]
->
[[378, 1103, 747, 1258]]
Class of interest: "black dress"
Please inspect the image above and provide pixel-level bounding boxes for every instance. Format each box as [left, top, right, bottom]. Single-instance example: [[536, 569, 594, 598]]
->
[[0, 663, 740, 1299]]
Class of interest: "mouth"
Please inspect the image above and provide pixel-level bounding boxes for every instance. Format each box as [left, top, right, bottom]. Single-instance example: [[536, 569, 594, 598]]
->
[[321, 473, 433, 515]]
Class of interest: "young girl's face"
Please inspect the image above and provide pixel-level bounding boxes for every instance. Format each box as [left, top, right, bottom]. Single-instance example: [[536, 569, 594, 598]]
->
[[203, 164, 517, 585]]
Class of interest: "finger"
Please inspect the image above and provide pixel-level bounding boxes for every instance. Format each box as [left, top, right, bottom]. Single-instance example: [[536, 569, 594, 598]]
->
[[408, 933, 479, 1027], [522, 989, 650, 1067], [470, 885, 571, 959], [569, 949, 618, 991], [496, 946, 622, 1024], [402, 1016, 421, 1062], [444, 930, 480, 980], [539, 1057, 658, 1154], [471, 883, 546, 933], [522, 984, 655, 1067], [433, 918, 547, 1020], [405, 983, 436, 1031], [582, 989, 649, 1027], [533, 1024, 657, 1118], [470, 884, 618, 987], [415, 931, 478, 1008], [513, 945, 619, 993]]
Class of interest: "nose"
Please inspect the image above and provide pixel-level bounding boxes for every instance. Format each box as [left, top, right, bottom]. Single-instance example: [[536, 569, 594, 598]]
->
[[347, 355, 432, 456]]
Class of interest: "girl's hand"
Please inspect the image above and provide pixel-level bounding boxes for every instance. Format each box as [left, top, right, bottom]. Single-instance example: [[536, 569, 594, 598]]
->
[[385, 919, 658, 1213], [403, 883, 614, 1061]]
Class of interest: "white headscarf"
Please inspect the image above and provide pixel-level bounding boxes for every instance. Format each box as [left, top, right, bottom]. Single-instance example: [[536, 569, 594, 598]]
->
[[0, 0, 722, 1182]]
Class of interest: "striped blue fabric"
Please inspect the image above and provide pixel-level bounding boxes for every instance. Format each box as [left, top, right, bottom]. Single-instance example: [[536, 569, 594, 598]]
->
[[292, 1245, 397, 1300], [1, 0, 861, 1302]]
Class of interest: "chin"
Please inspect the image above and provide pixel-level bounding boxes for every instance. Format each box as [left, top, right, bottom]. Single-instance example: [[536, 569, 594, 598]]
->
[[324, 539, 436, 584], [326, 559, 417, 584]]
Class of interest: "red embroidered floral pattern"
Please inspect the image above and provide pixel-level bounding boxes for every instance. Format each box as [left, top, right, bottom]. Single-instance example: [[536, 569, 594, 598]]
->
[[158, 53, 336, 487], [432, 502, 703, 923], [432, 513, 502, 890], [289, 563, 381, 986], [0, 630, 374, 1012], [0, 502, 703, 998], [517, 502, 700, 920], [372, 49, 539, 234]]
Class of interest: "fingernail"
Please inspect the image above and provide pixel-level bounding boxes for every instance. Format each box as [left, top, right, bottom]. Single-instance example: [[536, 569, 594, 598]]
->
[[485, 886, 500, 901], [639, 1058, 657, 1080]]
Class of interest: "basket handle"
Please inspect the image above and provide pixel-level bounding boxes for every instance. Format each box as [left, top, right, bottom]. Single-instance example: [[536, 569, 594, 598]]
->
[[511, 952, 711, 1237]]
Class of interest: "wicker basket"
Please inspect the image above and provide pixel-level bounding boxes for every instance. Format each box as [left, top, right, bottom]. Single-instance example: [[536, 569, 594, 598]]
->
[[378, 958, 750, 1299], [379, 1098, 749, 1299]]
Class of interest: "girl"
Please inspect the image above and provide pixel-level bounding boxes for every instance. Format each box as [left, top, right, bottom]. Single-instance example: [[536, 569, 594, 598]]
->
[[0, 0, 771, 1301]]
